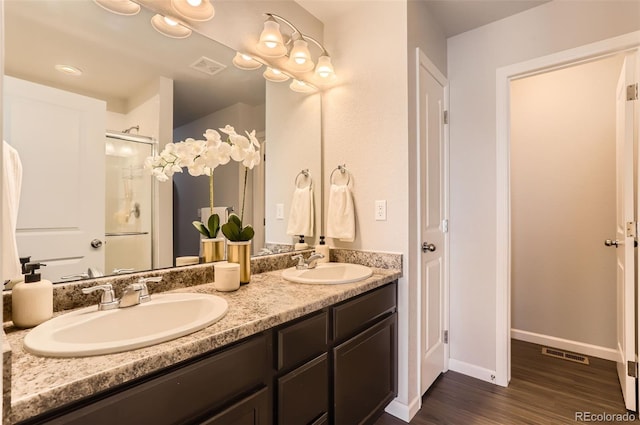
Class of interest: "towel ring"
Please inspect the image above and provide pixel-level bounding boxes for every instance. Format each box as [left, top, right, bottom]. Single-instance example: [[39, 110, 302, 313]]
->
[[295, 169, 312, 189], [330, 164, 351, 185]]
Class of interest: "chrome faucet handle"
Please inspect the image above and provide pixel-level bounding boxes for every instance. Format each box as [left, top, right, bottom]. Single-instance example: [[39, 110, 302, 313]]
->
[[135, 277, 161, 302], [291, 254, 306, 269], [305, 252, 325, 269], [112, 268, 134, 275], [62, 272, 90, 280], [82, 284, 118, 310]]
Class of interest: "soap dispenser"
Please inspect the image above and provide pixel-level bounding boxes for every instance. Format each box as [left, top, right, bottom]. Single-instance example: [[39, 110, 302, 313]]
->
[[12, 262, 53, 328], [316, 236, 330, 263], [294, 235, 309, 251]]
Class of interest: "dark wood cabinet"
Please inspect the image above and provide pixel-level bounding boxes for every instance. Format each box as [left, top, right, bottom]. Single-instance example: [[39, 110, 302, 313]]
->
[[19, 281, 398, 425], [333, 313, 397, 425]]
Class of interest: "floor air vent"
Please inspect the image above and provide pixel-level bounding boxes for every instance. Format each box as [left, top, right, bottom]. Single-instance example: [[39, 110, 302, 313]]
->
[[542, 347, 590, 365]]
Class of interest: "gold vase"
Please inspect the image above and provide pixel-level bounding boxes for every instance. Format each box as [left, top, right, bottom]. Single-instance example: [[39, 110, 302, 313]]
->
[[201, 237, 225, 263], [227, 241, 251, 284]]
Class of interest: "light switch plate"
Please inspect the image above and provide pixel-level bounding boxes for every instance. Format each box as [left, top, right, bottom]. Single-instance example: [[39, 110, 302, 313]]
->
[[375, 200, 387, 221], [276, 203, 284, 220]]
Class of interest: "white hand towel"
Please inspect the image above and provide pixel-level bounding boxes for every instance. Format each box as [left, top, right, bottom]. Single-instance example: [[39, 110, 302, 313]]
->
[[2, 140, 23, 281], [326, 184, 355, 242], [287, 185, 314, 237]]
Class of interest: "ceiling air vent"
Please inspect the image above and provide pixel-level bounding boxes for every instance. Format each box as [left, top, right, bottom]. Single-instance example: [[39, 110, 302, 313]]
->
[[189, 56, 227, 76]]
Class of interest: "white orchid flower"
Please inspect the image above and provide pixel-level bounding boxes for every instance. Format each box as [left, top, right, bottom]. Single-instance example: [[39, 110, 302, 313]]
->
[[245, 130, 260, 148], [242, 146, 261, 169], [216, 142, 232, 165], [219, 125, 237, 137], [204, 129, 222, 145], [230, 144, 247, 162]]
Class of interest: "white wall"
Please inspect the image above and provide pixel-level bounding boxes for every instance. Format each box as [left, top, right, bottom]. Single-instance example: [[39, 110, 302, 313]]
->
[[265, 82, 321, 247], [511, 55, 622, 351], [315, 0, 414, 419], [448, 1, 640, 376]]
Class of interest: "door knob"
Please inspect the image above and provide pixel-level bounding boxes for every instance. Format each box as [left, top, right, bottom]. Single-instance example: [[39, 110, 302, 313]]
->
[[422, 242, 436, 253], [604, 239, 619, 247], [90, 239, 103, 249]]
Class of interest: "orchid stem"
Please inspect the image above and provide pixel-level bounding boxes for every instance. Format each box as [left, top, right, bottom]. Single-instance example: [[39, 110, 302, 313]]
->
[[240, 167, 248, 223], [209, 172, 214, 214]]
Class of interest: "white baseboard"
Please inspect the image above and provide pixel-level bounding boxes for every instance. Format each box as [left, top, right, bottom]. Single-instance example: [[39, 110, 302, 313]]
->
[[384, 395, 421, 423], [448, 359, 497, 384], [511, 329, 617, 362]]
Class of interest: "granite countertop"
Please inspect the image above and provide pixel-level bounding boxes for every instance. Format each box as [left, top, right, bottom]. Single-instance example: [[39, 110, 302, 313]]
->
[[5, 267, 401, 424]]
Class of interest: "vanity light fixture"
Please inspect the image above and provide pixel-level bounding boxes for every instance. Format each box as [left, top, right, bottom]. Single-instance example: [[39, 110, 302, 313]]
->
[[54, 64, 83, 76], [289, 79, 315, 93], [150, 14, 192, 39], [93, 0, 140, 16], [257, 16, 287, 57], [287, 37, 313, 72], [232, 52, 262, 70], [263, 67, 290, 82], [171, 0, 215, 22]]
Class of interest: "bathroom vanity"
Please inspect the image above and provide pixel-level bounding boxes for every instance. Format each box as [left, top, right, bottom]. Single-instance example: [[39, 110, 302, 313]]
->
[[4, 263, 400, 425]]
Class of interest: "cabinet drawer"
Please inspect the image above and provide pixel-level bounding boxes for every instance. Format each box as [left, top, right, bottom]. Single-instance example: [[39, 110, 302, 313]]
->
[[40, 334, 269, 425], [277, 354, 328, 425], [200, 387, 270, 425], [332, 283, 396, 342], [276, 310, 327, 371], [334, 313, 397, 425]]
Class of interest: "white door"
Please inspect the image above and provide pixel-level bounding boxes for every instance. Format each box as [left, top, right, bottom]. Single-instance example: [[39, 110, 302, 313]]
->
[[3, 76, 106, 282], [418, 51, 448, 394], [614, 51, 638, 411]]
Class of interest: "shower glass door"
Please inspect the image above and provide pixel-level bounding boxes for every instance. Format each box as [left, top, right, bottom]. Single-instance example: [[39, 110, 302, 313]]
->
[[104, 133, 154, 274]]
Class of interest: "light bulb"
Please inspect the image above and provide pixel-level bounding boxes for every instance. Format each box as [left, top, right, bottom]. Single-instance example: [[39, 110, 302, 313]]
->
[[164, 16, 178, 26], [287, 39, 314, 72], [315, 55, 335, 79], [187, 0, 202, 6], [257, 18, 287, 57]]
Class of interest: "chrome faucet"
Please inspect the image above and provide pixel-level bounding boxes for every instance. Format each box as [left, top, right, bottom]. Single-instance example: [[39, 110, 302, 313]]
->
[[292, 252, 325, 270], [82, 277, 162, 310]]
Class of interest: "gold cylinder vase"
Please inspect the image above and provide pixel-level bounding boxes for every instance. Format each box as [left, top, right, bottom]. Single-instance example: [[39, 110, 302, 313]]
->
[[201, 237, 225, 263], [227, 241, 251, 284]]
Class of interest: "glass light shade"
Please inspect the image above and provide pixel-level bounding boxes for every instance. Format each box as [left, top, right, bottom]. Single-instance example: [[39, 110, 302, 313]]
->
[[150, 14, 192, 39], [93, 0, 140, 15], [289, 79, 316, 93], [54, 64, 83, 76], [263, 68, 290, 82], [287, 39, 314, 72], [171, 0, 215, 22], [315, 55, 335, 79], [232, 52, 262, 70], [257, 20, 287, 57]]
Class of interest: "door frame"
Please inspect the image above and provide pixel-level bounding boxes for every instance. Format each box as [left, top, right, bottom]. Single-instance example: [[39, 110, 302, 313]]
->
[[416, 48, 450, 394], [495, 31, 640, 386]]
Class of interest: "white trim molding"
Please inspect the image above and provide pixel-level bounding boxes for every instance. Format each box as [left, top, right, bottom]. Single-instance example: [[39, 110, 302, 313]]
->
[[511, 329, 618, 362], [449, 359, 497, 384], [495, 30, 640, 387], [385, 396, 422, 423]]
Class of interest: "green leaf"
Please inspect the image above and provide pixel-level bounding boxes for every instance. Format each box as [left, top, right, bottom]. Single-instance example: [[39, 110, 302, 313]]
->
[[239, 225, 255, 241], [221, 221, 241, 241], [192, 221, 210, 238], [228, 213, 242, 228], [207, 214, 220, 237]]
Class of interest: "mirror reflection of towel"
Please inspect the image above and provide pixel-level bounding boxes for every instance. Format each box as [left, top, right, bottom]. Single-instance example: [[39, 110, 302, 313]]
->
[[326, 184, 355, 242], [287, 186, 314, 237], [2, 140, 23, 281]]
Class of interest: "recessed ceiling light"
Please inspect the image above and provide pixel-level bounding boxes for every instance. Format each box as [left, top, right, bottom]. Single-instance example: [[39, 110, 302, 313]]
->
[[93, 0, 140, 16], [54, 64, 83, 76]]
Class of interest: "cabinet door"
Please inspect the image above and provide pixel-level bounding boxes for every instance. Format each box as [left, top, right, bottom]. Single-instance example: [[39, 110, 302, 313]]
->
[[200, 387, 270, 425], [277, 354, 328, 425], [333, 313, 397, 425]]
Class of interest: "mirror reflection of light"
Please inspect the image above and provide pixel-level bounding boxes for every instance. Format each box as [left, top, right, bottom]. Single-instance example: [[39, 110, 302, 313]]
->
[[120, 145, 134, 157], [163, 16, 178, 26], [105, 142, 116, 155], [187, 0, 202, 6]]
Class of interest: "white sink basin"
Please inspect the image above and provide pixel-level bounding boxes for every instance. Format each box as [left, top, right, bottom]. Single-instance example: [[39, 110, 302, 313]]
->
[[23, 293, 228, 358], [282, 263, 373, 284]]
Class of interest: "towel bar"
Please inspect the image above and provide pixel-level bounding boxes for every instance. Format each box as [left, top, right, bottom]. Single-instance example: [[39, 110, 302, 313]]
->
[[295, 169, 312, 189]]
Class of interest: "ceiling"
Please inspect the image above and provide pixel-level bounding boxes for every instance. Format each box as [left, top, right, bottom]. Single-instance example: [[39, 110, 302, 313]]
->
[[298, 0, 550, 38], [3, 0, 266, 129]]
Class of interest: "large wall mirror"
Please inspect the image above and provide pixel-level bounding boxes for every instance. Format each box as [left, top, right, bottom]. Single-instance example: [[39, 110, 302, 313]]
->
[[2, 0, 322, 285]]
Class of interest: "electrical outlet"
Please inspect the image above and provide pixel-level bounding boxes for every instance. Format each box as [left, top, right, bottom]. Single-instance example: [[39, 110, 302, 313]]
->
[[375, 200, 387, 221], [276, 203, 284, 220]]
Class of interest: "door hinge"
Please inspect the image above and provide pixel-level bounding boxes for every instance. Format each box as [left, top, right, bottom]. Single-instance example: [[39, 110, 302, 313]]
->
[[442, 219, 449, 233], [443, 330, 449, 344], [628, 360, 638, 378], [628, 83, 639, 101], [626, 221, 636, 238], [443, 110, 449, 124]]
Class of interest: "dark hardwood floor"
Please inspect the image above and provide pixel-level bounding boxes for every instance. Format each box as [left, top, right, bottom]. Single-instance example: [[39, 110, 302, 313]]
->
[[374, 339, 636, 424]]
